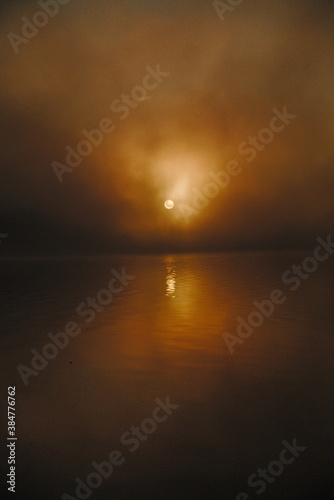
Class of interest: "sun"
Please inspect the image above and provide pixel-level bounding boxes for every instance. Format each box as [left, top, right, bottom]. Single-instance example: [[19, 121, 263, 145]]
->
[[164, 200, 174, 210]]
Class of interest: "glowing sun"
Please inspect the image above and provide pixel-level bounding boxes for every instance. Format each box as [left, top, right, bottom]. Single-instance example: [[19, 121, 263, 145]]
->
[[164, 200, 174, 210]]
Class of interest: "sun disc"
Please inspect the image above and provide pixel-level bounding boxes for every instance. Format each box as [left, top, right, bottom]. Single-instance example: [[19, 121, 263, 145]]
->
[[164, 200, 174, 210]]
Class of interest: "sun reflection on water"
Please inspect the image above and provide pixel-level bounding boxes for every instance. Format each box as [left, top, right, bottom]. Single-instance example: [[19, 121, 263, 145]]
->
[[165, 257, 176, 298]]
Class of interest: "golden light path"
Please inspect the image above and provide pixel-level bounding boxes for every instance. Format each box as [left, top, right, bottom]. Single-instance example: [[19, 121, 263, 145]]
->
[[164, 200, 174, 210]]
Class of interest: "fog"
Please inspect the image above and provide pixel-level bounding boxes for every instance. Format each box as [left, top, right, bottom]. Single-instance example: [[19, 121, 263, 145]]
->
[[1, 0, 333, 254]]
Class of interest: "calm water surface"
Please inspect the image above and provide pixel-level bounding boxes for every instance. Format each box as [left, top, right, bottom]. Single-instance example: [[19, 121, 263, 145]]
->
[[1, 253, 334, 499]]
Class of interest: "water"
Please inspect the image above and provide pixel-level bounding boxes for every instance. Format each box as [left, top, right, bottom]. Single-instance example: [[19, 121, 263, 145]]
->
[[1, 253, 334, 499]]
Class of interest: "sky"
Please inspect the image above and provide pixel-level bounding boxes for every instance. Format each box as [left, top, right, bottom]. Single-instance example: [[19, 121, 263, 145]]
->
[[0, 0, 333, 255]]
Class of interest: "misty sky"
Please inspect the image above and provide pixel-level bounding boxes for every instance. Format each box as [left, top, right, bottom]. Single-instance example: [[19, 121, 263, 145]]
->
[[1, 0, 333, 255]]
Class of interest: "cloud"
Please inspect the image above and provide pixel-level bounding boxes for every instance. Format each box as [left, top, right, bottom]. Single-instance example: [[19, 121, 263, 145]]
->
[[1, 0, 333, 254]]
